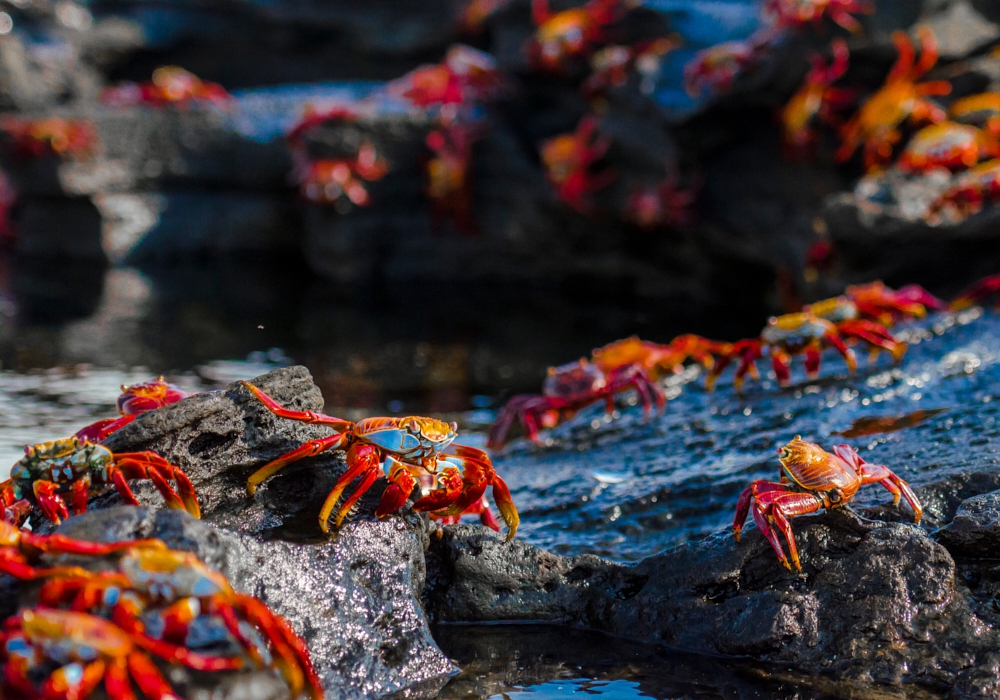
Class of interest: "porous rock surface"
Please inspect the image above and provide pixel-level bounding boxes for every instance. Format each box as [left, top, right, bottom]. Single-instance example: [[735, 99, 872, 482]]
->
[[24, 366, 456, 700]]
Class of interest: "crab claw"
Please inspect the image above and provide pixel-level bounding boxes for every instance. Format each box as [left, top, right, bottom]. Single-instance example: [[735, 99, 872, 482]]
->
[[376, 457, 419, 518], [412, 466, 463, 513], [32, 480, 69, 524], [489, 473, 520, 542]]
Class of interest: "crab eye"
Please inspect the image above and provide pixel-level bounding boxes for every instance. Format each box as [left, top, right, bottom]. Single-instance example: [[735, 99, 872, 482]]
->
[[409, 419, 420, 434], [449, 422, 458, 433]]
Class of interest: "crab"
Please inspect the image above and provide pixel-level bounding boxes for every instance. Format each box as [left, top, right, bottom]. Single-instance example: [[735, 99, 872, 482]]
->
[[896, 122, 1000, 172], [540, 115, 614, 213], [0, 518, 165, 582], [1, 117, 95, 159], [927, 158, 1000, 222], [0, 437, 200, 525], [590, 335, 732, 381], [623, 175, 697, 229], [74, 377, 189, 443], [103, 66, 231, 108], [582, 37, 679, 97], [781, 39, 854, 154], [0, 608, 246, 700], [733, 436, 922, 571], [297, 141, 389, 207], [836, 28, 952, 171], [37, 547, 322, 699], [949, 92, 1000, 136], [390, 44, 503, 109], [764, 0, 873, 33], [706, 310, 905, 390], [240, 382, 519, 539], [487, 359, 664, 449], [425, 122, 482, 235], [684, 29, 776, 98], [526, 0, 632, 74]]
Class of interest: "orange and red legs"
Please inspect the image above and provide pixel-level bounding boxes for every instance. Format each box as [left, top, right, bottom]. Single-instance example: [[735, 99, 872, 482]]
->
[[733, 481, 823, 571], [952, 275, 1000, 310], [837, 320, 906, 362], [74, 415, 137, 443], [831, 445, 922, 521], [108, 453, 201, 519]]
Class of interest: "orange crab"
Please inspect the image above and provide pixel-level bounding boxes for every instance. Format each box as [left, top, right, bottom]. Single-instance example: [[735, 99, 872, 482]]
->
[[74, 377, 189, 443], [297, 141, 389, 207], [781, 39, 853, 154], [764, 0, 873, 33], [949, 92, 1000, 136], [836, 28, 951, 171], [897, 121, 1000, 172], [488, 359, 664, 449], [582, 37, 679, 97], [526, 0, 632, 74], [591, 335, 732, 380], [1, 117, 95, 159], [425, 122, 482, 235], [241, 382, 519, 539], [540, 115, 614, 213], [734, 436, 922, 571], [707, 310, 905, 390], [0, 438, 200, 525]]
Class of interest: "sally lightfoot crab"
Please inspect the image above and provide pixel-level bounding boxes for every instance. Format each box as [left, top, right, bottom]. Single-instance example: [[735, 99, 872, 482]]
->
[[734, 437, 922, 571], [241, 382, 519, 539], [0, 438, 200, 525], [75, 377, 189, 442]]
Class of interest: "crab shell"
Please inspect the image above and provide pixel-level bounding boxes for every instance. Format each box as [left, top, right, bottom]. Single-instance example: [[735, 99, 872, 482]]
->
[[761, 313, 837, 350], [118, 377, 188, 416], [806, 296, 858, 324], [119, 548, 233, 602], [352, 416, 458, 463], [9, 438, 112, 496], [778, 437, 860, 501]]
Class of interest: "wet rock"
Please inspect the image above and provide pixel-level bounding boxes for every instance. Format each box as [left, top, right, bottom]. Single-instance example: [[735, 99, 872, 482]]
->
[[10, 196, 106, 260], [937, 489, 1000, 557], [425, 508, 1000, 692]]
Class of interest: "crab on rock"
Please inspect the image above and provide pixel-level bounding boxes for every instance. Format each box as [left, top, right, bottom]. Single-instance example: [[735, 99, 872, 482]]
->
[[75, 377, 189, 443], [241, 382, 519, 539], [591, 334, 731, 381], [487, 359, 664, 449], [0, 438, 200, 525], [526, 0, 632, 74], [734, 437, 922, 571], [540, 115, 614, 213], [781, 38, 853, 154]]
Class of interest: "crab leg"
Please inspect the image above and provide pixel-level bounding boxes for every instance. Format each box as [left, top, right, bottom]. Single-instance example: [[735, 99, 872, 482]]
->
[[110, 453, 201, 519], [411, 465, 463, 512], [241, 381, 353, 431], [104, 657, 136, 700], [771, 347, 793, 384], [247, 433, 349, 495], [32, 480, 70, 524], [838, 320, 906, 361], [821, 328, 857, 373], [127, 651, 183, 700], [375, 457, 421, 517], [437, 445, 519, 540], [45, 659, 106, 700], [74, 414, 136, 443], [733, 480, 787, 541], [319, 442, 381, 532], [853, 458, 923, 522], [754, 490, 823, 571]]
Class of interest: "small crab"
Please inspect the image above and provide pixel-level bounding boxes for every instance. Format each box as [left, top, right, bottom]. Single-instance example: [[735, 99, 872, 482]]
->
[[0, 518, 165, 582], [75, 377, 189, 443], [297, 141, 389, 208], [836, 28, 951, 171], [0, 608, 245, 700], [949, 92, 1000, 136], [143, 66, 230, 107], [582, 37, 679, 97], [38, 547, 323, 699], [734, 436, 922, 571], [540, 115, 614, 213], [897, 121, 1000, 172], [487, 360, 664, 449], [526, 0, 632, 74], [241, 382, 519, 539], [1, 437, 200, 525], [390, 44, 503, 109], [685, 40, 756, 97], [591, 334, 732, 381], [781, 39, 853, 154], [764, 0, 873, 33], [841, 280, 946, 325], [707, 310, 905, 390], [425, 122, 482, 235], [623, 174, 697, 229], [927, 158, 1000, 222], [1, 117, 95, 159]]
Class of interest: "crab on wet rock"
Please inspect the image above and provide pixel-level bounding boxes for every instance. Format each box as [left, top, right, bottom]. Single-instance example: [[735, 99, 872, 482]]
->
[[733, 436, 922, 571], [781, 38, 853, 154], [75, 377, 189, 443], [526, 0, 633, 74], [241, 382, 519, 539], [0, 437, 200, 525]]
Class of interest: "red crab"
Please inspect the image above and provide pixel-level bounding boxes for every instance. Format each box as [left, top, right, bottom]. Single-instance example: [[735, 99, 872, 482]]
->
[[390, 44, 503, 108], [840, 281, 947, 325], [540, 115, 614, 213], [1, 117, 95, 159], [952, 274, 1000, 310], [241, 382, 519, 539], [684, 29, 775, 97], [949, 92, 1000, 136], [591, 335, 732, 381], [487, 360, 665, 449], [707, 310, 905, 390], [836, 28, 951, 171], [526, 0, 632, 74], [425, 122, 481, 234], [102, 66, 231, 108], [781, 39, 853, 154], [734, 436, 922, 571], [764, 0, 873, 33], [35, 547, 323, 700], [623, 175, 697, 229], [582, 37, 679, 97], [75, 377, 188, 443], [0, 437, 200, 525], [297, 141, 389, 207], [897, 121, 1000, 172]]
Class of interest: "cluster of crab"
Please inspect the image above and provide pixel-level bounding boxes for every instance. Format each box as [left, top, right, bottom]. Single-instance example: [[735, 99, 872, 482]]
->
[[489, 274, 1000, 448]]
